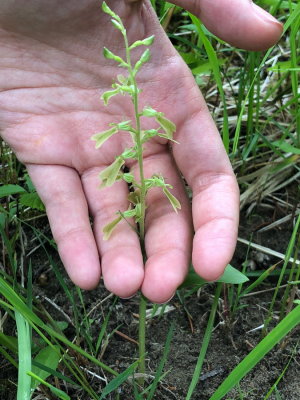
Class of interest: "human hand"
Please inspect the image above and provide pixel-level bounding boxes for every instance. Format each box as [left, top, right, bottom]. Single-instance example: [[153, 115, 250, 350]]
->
[[0, 0, 282, 303]]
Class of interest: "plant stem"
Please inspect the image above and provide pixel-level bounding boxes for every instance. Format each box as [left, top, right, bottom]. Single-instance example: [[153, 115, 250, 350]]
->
[[138, 295, 147, 379], [124, 31, 147, 383], [124, 36, 147, 244]]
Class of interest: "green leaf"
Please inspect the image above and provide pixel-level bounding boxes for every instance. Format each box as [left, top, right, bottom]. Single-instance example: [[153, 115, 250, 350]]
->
[[99, 157, 125, 187], [103, 215, 123, 240], [180, 264, 249, 289], [103, 47, 128, 67], [220, 264, 249, 284], [156, 115, 176, 140], [129, 35, 155, 50], [163, 188, 181, 213], [100, 361, 138, 399], [133, 48, 151, 75], [91, 126, 118, 149], [0, 184, 26, 198], [31, 345, 61, 390], [101, 89, 120, 105], [272, 140, 300, 155], [19, 192, 45, 211]]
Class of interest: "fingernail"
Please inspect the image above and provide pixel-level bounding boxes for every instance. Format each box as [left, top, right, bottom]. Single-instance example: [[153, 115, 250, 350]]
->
[[252, 4, 283, 27]]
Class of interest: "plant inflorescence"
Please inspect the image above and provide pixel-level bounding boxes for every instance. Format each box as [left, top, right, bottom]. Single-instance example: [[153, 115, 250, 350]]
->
[[91, 1, 180, 248]]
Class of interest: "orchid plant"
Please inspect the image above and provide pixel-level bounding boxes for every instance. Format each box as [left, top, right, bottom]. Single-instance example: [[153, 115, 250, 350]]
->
[[91, 2, 180, 247], [91, 2, 180, 382]]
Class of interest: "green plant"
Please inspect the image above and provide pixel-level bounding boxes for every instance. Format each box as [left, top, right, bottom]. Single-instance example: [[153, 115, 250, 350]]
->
[[92, 2, 181, 245], [92, 2, 180, 241], [91, 1, 180, 382]]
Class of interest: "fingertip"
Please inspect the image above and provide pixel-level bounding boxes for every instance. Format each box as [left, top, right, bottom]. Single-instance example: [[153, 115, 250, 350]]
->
[[171, 0, 283, 51], [71, 272, 101, 291], [245, 3, 283, 51], [102, 254, 144, 298], [141, 250, 188, 304], [59, 237, 102, 290], [192, 263, 224, 283], [192, 230, 235, 282], [142, 287, 176, 305]]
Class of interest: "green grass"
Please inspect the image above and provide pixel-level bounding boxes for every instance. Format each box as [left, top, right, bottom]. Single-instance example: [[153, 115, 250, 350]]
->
[[0, 0, 299, 399]]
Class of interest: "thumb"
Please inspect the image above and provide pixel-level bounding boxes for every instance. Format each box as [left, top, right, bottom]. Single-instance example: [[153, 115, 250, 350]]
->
[[168, 0, 283, 51]]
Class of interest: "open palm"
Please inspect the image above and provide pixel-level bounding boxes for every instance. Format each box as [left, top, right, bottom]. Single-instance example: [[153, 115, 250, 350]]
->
[[0, 0, 282, 302]]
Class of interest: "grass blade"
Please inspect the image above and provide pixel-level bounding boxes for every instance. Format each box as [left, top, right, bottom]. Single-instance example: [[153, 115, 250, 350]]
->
[[264, 213, 300, 332], [146, 323, 174, 400], [188, 13, 229, 151], [96, 296, 117, 356], [99, 360, 139, 399], [15, 311, 32, 400], [0, 276, 117, 376], [233, 2, 300, 154], [186, 283, 222, 400], [28, 371, 70, 400], [209, 305, 300, 400]]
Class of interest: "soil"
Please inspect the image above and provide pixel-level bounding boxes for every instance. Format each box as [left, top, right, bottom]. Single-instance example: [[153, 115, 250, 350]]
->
[[1, 205, 300, 400]]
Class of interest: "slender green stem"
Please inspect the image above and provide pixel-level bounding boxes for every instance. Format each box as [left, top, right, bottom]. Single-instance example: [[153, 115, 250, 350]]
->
[[124, 35, 147, 244], [124, 30, 147, 383], [138, 295, 147, 378]]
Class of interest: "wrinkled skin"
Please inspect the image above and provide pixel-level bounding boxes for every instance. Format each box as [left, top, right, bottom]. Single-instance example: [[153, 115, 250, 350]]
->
[[0, 0, 282, 302]]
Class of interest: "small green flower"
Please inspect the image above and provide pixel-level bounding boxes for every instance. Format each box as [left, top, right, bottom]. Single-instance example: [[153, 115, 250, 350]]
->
[[163, 188, 181, 213], [91, 126, 118, 149], [103, 215, 123, 240], [99, 157, 125, 187], [129, 35, 155, 50]]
